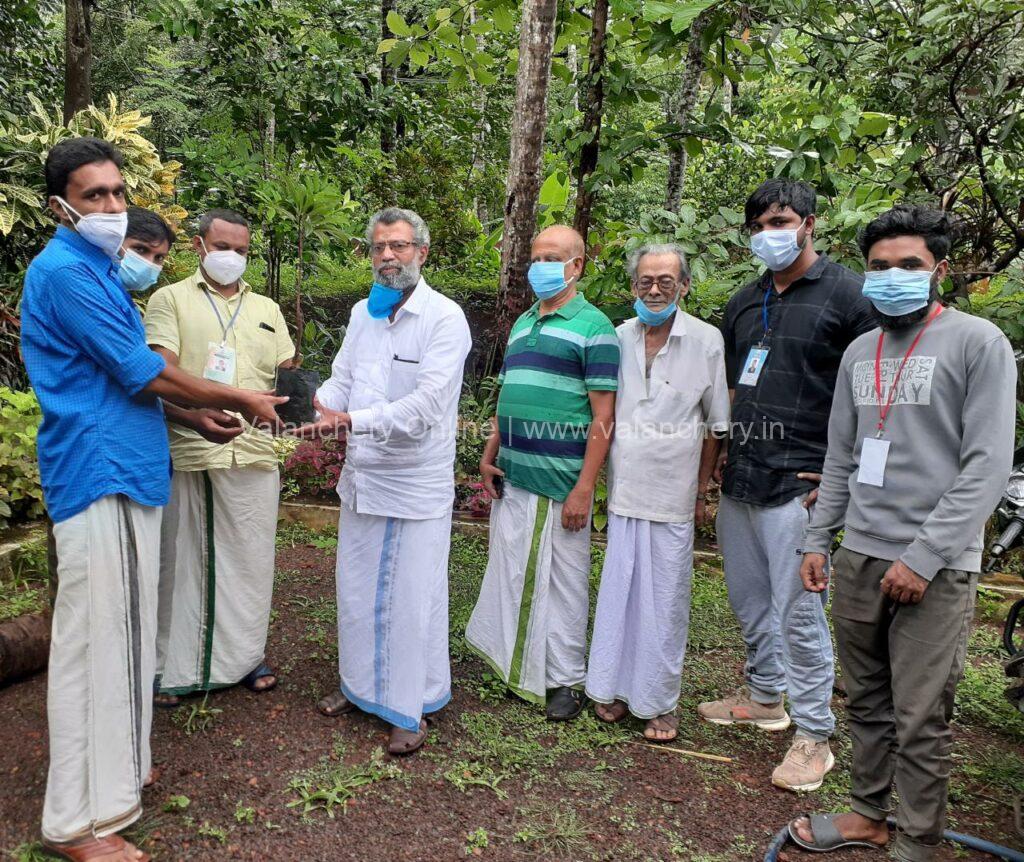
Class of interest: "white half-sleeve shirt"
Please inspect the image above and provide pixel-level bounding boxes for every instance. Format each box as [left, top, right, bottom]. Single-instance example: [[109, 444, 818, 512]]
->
[[607, 310, 731, 524], [316, 278, 472, 520]]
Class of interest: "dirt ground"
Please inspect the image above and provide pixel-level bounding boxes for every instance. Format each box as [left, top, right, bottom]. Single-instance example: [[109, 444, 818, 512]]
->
[[1, 526, 1022, 861]]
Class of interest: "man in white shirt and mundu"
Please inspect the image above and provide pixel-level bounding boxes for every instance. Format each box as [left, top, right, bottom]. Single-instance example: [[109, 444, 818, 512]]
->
[[298, 208, 472, 755], [585, 243, 730, 741]]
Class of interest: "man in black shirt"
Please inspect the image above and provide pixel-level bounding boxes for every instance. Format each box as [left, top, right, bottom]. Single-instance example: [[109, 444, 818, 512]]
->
[[698, 179, 875, 792]]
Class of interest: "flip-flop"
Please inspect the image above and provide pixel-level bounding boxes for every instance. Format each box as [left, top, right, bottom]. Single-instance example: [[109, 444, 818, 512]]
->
[[787, 813, 887, 852], [240, 663, 278, 693], [643, 713, 679, 743], [317, 690, 357, 717], [42, 833, 150, 862], [388, 719, 428, 756]]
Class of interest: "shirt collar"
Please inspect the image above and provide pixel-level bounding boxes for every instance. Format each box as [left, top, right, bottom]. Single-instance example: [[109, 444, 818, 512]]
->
[[761, 253, 831, 290], [396, 277, 429, 317], [194, 267, 251, 295], [630, 307, 687, 340], [528, 292, 587, 320], [54, 225, 118, 278]]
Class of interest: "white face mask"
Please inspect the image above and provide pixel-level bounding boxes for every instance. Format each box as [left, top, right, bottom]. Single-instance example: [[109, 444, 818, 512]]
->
[[200, 236, 247, 285], [749, 218, 808, 271], [56, 196, 128, 260]]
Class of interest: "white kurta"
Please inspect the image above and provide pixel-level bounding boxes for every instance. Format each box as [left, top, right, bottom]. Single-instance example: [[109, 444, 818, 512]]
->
[[155, 466, 280, 694], [586, 515, 695, 718], [43, 495, 161, 843], [465, 483, 592, 704], [316, 279, 471, 728]]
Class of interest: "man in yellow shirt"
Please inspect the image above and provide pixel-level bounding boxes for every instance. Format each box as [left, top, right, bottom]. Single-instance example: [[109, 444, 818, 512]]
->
[[144, 208, 295, 707]]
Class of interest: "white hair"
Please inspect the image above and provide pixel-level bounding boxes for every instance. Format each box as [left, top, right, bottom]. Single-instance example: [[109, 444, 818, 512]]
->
[[366, 207, 430, 247], [626, 242, 690, 281]]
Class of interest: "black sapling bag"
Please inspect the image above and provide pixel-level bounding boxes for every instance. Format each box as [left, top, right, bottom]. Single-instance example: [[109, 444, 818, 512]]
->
[[274, 367, 321, 426]]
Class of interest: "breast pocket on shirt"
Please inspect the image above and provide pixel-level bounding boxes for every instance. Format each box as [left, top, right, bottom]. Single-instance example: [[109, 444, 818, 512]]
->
[[386, 354, 421, 402], [640, 378, 702, 432]]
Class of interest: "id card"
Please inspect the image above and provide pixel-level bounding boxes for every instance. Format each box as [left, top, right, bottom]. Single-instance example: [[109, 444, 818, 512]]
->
[[738, 346, 770, 386], [857, 437, 890, 487], [203, 341, 236, 384]]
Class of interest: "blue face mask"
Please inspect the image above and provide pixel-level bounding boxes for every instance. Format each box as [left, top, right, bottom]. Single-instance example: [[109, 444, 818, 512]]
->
[[118, 248, 162, 293], [527, 260, 576, 300], [749, 219, 807, 271], [862, 266, 937, 316], [367, 281, 405, 319], [633, 295, 678, 326]]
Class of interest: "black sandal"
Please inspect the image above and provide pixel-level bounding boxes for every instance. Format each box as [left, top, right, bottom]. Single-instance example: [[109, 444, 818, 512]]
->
[[240, 662, 278, 693]]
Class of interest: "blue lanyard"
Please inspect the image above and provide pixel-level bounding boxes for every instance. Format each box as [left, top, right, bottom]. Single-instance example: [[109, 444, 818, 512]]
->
[[760, 287, 772, 341], [203, 288, 244, 345]]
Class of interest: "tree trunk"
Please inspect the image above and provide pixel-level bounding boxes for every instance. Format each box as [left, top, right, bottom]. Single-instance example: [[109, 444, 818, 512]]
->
[[293, 224, 305, 363], [380, 0, 396, 156], [566, 43, 580, 113], [63, 0, 92, 124], [571, 0, 609, 244], [494, 0, 559, 355], [665, 6, 716, 212]]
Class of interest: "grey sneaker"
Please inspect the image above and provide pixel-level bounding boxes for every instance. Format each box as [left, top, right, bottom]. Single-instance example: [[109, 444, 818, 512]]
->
[[697, 688, 792, 731], [772, 737, 835, 792]]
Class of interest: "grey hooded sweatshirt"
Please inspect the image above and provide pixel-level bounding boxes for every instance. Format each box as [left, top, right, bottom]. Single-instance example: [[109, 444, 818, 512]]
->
[[804, 306, 1016, 580]]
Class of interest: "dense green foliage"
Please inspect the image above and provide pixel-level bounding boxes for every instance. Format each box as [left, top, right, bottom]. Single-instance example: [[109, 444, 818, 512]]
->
[[0, 0, 1022, 525], [0, 387, 43, 529]]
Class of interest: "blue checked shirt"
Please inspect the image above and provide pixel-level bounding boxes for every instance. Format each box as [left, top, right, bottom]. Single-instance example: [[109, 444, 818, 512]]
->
[[20, 226, 169, 522]]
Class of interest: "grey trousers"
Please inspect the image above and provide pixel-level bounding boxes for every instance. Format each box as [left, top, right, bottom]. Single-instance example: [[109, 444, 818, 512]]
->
[[716, 494, 836, 740], [832, 548, 977, 862]]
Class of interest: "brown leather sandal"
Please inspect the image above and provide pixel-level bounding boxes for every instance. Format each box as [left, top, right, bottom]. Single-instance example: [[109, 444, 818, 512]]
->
[[643, 713, 679, 743], [317, 690, 357, 717], [42, 834, 150, 862], [388, 719, 428, 756]]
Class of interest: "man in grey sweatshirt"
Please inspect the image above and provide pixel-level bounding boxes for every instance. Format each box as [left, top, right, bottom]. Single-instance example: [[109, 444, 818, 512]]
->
[[790, 206, 1016, 862]]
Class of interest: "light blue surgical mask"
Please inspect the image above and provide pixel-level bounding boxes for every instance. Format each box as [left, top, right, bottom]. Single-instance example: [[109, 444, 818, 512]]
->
[[633, 294, 679, 326], [749, 219, 807, 271], [862, 266, 938, 316], [527, 259, 577, 300], [367, 281, 405, 319], [118, 248, 162, 292]]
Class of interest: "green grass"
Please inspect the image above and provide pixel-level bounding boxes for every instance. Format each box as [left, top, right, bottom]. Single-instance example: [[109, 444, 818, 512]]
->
[[286, 746, 403, 819], [0, 576, 46, 622]]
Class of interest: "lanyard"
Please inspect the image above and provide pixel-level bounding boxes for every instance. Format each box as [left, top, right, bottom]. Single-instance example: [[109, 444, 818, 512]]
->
[[760, 286, 772, 341], [203, 287, 244, 345], [873, 305, 942, 436]]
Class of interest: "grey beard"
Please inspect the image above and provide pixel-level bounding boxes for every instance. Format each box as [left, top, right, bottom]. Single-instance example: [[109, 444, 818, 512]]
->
[[373, 260, 421, 291]]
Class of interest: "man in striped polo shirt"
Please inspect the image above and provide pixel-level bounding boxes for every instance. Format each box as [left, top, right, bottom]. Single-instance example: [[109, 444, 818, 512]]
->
[[466, 225, 619, 721]]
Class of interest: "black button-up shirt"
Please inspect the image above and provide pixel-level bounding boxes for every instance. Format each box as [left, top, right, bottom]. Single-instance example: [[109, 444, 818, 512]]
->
[[720, 254, 875, 507]]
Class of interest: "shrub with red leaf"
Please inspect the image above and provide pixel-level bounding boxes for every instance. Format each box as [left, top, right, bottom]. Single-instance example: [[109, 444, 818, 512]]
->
[[283, 437, 346, 500], [455, 480, 492, 519]]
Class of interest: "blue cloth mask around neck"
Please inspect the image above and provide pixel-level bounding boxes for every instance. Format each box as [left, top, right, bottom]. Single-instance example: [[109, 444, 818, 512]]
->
[[862, 267, 936, 316], [527, 260, 573, 300], [367, 281, 405, 319], [633, 296, 678, 326]]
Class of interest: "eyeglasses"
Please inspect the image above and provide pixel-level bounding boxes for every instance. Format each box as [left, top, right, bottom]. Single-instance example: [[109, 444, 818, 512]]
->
[[636, 277, 680, 292], [370, 240, 418, 254]]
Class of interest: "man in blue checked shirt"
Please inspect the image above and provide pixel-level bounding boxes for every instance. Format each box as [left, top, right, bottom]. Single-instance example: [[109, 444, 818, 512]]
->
[[20, 136, 286, 862]]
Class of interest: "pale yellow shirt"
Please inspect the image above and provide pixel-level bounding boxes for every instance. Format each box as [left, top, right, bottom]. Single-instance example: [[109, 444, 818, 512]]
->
[[144, 268, 294, 471]]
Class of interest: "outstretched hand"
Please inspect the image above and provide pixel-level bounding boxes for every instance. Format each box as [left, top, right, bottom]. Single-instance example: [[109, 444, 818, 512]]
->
[[289, 396, 351, 439]]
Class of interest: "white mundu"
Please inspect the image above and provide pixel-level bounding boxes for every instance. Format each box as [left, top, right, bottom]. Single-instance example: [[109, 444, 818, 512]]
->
[[43, 495, 161, 842], [316, 278, 471, 730]]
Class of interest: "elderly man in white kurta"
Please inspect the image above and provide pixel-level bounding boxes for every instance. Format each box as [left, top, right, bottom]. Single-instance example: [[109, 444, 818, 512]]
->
[[585, 243, 730, 742], [298, 207, 471, 755]]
